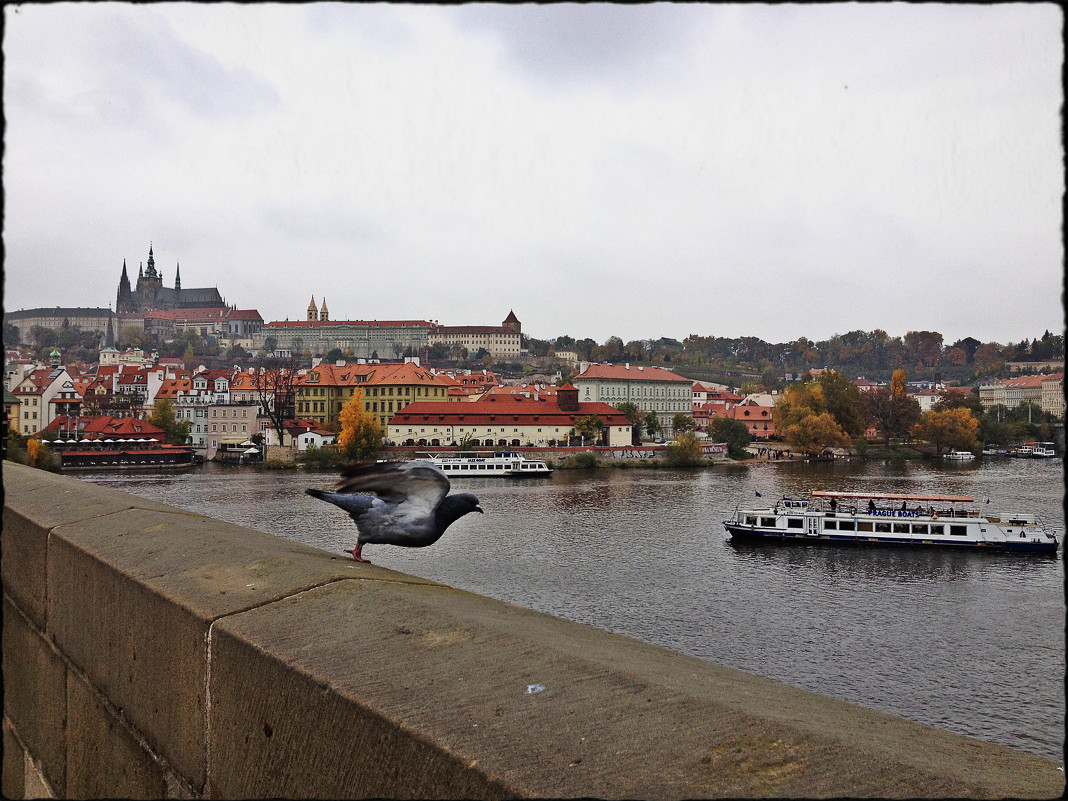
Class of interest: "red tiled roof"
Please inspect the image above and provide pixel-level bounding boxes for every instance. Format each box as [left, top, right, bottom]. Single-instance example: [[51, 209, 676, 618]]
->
[[264, 319, 433, 329], [576, 364, 691, 382], [389, 396, 631, 427]]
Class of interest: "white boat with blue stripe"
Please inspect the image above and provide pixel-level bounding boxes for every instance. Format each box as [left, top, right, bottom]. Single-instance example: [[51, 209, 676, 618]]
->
[[724, 491, 1058, 553], [422, 450, 552, 477]]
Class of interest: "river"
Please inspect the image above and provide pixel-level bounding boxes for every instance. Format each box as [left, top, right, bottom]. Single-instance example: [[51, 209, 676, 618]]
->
[[78, 456, 1065, 762]]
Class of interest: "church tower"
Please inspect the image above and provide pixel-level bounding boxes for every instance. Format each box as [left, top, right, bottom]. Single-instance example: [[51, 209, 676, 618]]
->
[[174, 262, 182, 290], [117, 260, 133, 312], [308, 295, 319, 322], [135, 244, 164, 309], [320, 298, 329, 321]]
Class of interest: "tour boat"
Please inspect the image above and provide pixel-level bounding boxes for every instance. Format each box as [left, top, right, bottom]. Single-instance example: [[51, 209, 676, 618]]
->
[[723, 491, 1058, 553], [422, 450, 553, 477], [943, 450, 976, 460]]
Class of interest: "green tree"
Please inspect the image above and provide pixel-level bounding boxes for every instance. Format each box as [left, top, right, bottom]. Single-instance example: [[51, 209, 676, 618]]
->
[[644, 412, 661, 439], [916, 408, 980, 455], [615, 401, 643, 444], [337, 388, 383, 459], [665, 431, 704, 466], [709, 417, 751, 460], [147, 398, 191, 445], [815, 371, 866, 437], [671, 412, 694, 436], [118, 326, 147, 350], [573, 415, 604, 444]]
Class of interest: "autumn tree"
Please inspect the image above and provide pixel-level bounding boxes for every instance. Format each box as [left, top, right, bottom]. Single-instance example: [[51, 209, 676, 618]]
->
[[916, 408, 980, 455], [863, 387, 921, 445], [337, 388, 383, 459], [781, 412, 852, 456], [665, 431, 704, 466]]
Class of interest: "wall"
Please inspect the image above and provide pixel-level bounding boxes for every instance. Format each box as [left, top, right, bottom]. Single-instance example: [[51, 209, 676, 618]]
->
[[2, 462, 1063, 798]]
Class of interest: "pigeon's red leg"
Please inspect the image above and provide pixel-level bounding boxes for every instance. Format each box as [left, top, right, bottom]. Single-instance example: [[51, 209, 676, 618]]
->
[[346, 544, 370, 563]]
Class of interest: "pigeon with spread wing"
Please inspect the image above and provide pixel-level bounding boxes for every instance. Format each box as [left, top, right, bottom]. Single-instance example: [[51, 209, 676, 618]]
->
[[305, 460, 483, 562]]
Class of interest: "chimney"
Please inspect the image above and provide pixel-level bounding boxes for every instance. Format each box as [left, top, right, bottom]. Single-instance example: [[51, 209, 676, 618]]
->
[[625, 363, 629, 369]]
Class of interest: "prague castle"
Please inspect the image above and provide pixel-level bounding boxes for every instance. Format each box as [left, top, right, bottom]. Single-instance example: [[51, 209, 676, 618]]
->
[[116, 244, 225, 313]]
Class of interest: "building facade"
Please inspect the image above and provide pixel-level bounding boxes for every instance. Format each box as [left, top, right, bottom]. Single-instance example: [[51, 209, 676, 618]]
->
[[387, 385, 632, 447], [4, 307, 115, 347], [428, 311, 524, 359], [572, 363, 693, 431]]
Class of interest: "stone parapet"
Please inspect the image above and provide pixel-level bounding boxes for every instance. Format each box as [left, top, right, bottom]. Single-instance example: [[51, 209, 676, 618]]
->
[[2, 462, 1064, 798]]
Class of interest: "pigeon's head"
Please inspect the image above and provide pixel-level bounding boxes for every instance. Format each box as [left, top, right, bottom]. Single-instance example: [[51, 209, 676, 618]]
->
[[439, 492, 484, 528]]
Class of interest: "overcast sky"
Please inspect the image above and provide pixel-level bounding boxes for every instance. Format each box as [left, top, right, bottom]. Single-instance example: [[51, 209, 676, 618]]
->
[[3, 3, 1063, 348]]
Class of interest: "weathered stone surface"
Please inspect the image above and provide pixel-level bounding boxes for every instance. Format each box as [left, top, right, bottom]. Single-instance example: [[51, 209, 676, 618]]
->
[[46, 503, 435, 792], [2, 598, 67, 797], [65, 672, 169, 799], [3, 717, 27, 800], [210, 580, 1065, 799], [2, 463, 178, 628]]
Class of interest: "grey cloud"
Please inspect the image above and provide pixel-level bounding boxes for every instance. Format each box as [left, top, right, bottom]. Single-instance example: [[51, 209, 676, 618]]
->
[[11, 7, 280, 130], [451, 3, 710, 89]]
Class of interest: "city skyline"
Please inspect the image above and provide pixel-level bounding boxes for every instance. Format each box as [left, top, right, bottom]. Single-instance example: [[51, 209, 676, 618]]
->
[[3, 3, 1063, 347]]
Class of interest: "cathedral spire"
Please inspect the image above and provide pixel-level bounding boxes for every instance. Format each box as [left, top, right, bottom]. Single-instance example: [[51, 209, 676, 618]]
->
[[139, 262, 144, 279], [308, 295, 318, 322], [144, 243, 158, 279], [174, 262, 181, 290]]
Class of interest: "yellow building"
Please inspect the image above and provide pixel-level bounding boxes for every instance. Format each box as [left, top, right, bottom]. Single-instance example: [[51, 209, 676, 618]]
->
[[360, 362, 453, 429], [293, 361, 453, 430]]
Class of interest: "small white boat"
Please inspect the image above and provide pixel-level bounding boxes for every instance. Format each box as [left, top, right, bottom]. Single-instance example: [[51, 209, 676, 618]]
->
[[943, 450, 975, 460], [423, 450, 552, 477], [723, 491, 1058, 553]]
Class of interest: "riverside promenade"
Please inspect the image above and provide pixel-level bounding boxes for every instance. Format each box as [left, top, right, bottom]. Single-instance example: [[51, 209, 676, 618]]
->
[[3, 461, 1064, 798]]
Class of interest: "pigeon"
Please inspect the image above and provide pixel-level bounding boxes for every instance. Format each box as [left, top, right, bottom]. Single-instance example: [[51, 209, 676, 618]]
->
[[305, 460, 483, 563]]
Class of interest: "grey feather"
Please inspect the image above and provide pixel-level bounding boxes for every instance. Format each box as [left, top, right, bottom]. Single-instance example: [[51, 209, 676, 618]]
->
[[305, 460, 483, 561]]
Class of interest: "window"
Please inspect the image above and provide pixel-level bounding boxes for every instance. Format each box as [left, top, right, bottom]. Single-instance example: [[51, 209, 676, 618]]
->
[[786, 518, 803, 529], [950, 525, 968, 537]]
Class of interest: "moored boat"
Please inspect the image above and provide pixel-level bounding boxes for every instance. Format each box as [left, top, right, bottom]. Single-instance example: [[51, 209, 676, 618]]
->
[[943, 450, 975, 460], [422, 450, 552, 477], [723, 491, 1058, 553]]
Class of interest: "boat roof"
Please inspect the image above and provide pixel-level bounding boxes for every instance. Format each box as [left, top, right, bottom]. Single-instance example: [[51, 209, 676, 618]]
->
[[812, 491, 974, 503]]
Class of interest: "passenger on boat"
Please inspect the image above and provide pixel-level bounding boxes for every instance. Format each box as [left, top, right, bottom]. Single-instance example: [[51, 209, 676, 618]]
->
[[900, 501, 907, 511], [830, 498, 838, 513], [868, 499, 876, 513]]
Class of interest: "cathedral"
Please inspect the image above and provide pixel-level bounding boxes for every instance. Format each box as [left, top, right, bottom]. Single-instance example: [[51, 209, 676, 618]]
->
[[115, 244, 226, 313]]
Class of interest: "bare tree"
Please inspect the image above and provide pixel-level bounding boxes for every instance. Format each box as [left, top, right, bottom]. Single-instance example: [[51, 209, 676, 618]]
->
[[255, 356, 299, 447]]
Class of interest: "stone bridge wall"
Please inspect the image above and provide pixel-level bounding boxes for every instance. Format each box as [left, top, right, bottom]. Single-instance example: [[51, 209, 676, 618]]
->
[[2, 462, 1062, 798]]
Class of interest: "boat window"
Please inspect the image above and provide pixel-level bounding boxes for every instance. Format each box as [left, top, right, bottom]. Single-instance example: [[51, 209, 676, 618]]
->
[[875, 522, 891, 533], [950, 525, 967, 536], [930, 524, 944, 536], [893, 523, 910, 534], [760, 517, 776, 527], [746, 516, 758, 525], [912, 524, 929, 535], [824, 520, 837, 530], [857, 521, 873, 532], [786, 518, 803, 529], [839, 520, 855, 531]]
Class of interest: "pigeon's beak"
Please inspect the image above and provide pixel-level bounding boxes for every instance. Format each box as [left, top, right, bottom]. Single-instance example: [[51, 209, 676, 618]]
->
[[475, 505, 484, 514]]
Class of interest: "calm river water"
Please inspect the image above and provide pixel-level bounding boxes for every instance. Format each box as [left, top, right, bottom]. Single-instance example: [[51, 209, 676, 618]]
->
[[79, 457, 1065, 762]]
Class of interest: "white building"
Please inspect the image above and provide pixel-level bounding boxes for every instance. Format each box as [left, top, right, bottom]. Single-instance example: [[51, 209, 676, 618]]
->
[[572, 363, 693, 432]]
